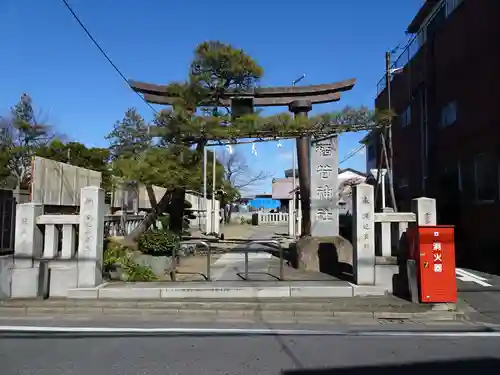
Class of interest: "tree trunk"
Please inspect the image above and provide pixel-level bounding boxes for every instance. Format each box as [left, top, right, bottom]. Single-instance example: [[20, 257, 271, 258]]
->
[[145, 184, 158, 229], [169, 187, 185, 235], [125, 190, 171, 243]]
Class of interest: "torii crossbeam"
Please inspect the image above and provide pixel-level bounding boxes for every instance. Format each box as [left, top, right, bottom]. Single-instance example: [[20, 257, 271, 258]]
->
[[129, 79, 355, 107], [129, 77, 356, 237]]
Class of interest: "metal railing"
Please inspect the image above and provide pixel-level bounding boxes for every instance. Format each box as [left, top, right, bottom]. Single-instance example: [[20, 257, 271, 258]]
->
[[241, 240, 283, 281], [177, 237, 285, 282], [172, 240, 211, 281], [376, 0, 448, 95]]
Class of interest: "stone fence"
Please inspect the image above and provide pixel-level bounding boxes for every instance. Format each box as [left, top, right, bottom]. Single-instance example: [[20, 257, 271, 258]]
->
[[10, 187, 106, 298], [2, 183, 437, 299], [257, 212, 289, 225], [6, 186, 220, 298], [104, 214, 145, 237], [352, 183, 436, 289]]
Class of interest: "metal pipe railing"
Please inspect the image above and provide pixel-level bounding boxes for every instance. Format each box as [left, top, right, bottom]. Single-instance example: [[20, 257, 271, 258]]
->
[[182, 237, 284, 281], [241, 240, 283, 281], [178, 240, 211, 281]]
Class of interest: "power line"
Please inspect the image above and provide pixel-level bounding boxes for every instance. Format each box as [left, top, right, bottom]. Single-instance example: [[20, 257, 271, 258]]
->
[[340, 144, 365, 165], [60, 0, 159, 115]]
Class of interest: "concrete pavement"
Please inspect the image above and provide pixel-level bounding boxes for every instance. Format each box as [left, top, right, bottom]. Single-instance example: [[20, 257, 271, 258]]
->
[[1, 320, 500, 375], [457, 267, 500, 324], [211, 224, 288, 281]]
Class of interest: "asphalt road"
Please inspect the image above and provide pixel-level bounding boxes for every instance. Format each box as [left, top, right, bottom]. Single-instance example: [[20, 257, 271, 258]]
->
[[1, 322, 500, 375], [456, 267, 500, 324]]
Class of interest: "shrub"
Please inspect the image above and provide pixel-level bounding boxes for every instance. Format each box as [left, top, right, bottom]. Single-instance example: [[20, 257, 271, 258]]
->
[[138, 230, 180, 256], [122, 259, 157, 281], [103, 242, 128, 269], [103, 241, 157, 281], [139, 216, 181, 257]]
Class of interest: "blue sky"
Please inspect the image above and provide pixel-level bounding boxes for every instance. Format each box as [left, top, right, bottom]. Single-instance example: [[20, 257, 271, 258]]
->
[[0, 0, 422, 194]]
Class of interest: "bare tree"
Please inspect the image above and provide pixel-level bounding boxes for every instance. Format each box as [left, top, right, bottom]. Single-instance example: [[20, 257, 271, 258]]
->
[[219, 150, 272, 191], [337, 176, 365, 215]]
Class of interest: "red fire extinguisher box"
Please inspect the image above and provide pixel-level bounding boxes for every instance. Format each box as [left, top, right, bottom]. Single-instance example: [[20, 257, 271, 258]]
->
[[407, 225, 457, 303]]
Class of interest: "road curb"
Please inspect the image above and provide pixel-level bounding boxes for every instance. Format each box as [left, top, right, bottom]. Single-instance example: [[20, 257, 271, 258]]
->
[[0, 303, 466, 323]]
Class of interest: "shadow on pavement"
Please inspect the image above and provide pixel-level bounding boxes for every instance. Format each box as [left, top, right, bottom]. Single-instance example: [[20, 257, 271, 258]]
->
[[282, 358, 500, 375]]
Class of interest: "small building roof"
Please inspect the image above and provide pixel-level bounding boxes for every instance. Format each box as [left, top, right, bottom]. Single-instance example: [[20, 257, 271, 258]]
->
[[339, 168, 367, 178]]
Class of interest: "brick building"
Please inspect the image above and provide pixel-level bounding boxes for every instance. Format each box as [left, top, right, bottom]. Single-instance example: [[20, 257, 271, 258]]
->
[[367, 0, 500, 271]]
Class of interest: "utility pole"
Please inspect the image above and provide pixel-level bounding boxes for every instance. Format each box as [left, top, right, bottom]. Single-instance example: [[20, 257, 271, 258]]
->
[[203, 146, 207, 232], [211, 147, 216, 234], [384, 51, 398, 211]]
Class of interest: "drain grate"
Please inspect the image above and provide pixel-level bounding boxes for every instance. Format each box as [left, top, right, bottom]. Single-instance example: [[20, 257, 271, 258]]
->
[[377, 318, 411, 324]]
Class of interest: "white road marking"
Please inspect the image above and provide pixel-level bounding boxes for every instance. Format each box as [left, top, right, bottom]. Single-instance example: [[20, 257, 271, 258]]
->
[[0, 325, 499, 337], [456, 268, 492, 287]]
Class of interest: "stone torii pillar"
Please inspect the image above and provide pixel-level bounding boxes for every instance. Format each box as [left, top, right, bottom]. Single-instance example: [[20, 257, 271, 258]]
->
[[289, 100, 312, 237]]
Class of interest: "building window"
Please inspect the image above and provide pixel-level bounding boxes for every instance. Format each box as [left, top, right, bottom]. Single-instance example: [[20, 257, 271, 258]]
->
[[459, 155, 498, 202], [400, 104, 411, 127], [440, 101, 457, 127], [475, 154, 498, 202], [442, 163, 460, 192], [459, 159, 475, 200]]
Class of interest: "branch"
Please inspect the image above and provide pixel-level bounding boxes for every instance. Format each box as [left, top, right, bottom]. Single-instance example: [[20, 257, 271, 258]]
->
[[150, 106, 389, 145], [219, 149, 271, 190]]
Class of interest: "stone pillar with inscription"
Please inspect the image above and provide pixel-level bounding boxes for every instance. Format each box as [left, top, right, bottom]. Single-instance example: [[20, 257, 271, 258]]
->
[[411, 197, 437, 226], [352, 183, 375, 285], [310, 136, 339, 237], [10, 203, 43, 298], [77, 186, 105, 288], [13, 203, 43, 268]]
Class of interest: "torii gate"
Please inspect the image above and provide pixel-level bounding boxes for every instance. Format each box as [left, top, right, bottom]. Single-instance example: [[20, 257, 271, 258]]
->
[[129, 78, 356, 237]]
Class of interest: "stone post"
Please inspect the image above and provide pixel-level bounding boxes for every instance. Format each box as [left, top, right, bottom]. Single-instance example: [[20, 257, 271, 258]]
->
[[288, 198, 295, 237], [205, 200, 212, 233], [213, 199, 220, 234], [289, 100, 312, 236], [14, 203, 43, 268], [310, 136, 339, 237], [411, 197, 437, 226], [10, 203, 43, 298], [77, 186, 105, 288], [296, 194, 302, 236], [352, 183, 375, 285]]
